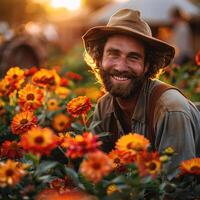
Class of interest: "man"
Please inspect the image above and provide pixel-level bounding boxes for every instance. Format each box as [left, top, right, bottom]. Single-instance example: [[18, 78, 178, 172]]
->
[[82, 9, 200, 179], [169, 7, 194, 65]]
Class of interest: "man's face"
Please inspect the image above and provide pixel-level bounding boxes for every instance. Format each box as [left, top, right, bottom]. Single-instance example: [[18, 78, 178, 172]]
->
[[100, 34, 147, 99]]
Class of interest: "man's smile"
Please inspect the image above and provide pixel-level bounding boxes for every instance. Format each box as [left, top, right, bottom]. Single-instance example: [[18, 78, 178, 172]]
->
[[112, 75, 130, 81]]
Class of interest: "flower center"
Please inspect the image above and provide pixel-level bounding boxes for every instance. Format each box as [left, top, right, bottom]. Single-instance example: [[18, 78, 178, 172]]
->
[[27, 93, 35, 101], [34, 136, 44, 144], [114, 158, 121, 164], [59, 121, 65, 127], [13, 74, 18, 79], [20, 119, 28, 124], [6, 169, 14, 177], [148, 162, 157, 171], [92, 162, 101, 170]]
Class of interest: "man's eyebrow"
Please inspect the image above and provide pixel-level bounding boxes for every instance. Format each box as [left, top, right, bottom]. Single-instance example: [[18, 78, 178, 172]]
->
[[128, 52, 143, 58], [105, 47, 120, 53]]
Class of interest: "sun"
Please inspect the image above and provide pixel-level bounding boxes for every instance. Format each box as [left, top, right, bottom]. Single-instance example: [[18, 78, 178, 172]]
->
[[50, 0, 81, 11]]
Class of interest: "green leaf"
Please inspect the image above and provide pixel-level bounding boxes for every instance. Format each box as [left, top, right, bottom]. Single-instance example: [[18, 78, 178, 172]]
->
[[23, 153, 40, 167], [37, 175, 53, 182], [35, 161, 58, 176], [88, 121, 102, 130], [79, 174, 95, 193], [63, 166, 80, 186], [111, 176, 126, 184], [71, 122, 84, 132]]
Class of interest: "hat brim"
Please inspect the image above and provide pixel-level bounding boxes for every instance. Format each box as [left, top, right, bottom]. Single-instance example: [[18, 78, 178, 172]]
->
[[83, 26, 175, 68]]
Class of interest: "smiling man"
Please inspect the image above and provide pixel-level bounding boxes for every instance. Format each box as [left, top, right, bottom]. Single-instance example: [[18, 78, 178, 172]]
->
[[82, 9, 200, 179]]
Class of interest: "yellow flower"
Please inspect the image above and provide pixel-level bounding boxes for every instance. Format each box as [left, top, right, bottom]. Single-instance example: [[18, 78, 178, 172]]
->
[[51, 113, 71, 132], [0, 160, 27, 187], [163, 147, 174, 155], [80, 151, 113, 183], [5, 66, 24, 87], [55, 86, 70, 99], [116, 133, 150, 152], [180, 158, 200, 175], [47, 98, 60, 111], [107, 184, 119, 195]]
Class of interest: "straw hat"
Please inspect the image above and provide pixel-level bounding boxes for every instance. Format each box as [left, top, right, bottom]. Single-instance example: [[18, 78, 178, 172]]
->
[[83, 9, 175, 68]]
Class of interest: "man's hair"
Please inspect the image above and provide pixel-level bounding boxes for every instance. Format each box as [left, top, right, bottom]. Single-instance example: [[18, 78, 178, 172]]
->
[[84, 35, 164, 84]]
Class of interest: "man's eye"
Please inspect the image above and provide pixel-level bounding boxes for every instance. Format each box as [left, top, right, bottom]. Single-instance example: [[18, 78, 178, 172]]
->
[[128, 55, 140, 61], [107, 52, 119, 57]]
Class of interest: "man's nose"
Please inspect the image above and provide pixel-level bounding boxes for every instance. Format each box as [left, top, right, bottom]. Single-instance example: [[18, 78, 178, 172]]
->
[[114, 57, 128, 71]]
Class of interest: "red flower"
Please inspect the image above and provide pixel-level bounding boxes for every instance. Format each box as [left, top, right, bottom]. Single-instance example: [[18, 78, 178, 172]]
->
[[0, 140, 24, 159], [65, 72, 82, 81], [61, 132, 101, 159], [195, 51, 200, 66], [24, 67, 38, 77], [59, 78, 69, 86]]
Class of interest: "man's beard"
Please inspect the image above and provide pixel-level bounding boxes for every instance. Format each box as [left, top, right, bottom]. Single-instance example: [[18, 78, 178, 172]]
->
[[99, 68, 146, 99]]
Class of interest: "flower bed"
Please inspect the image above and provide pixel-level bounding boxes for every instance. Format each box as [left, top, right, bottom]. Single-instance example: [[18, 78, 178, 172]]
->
[[0, 66, 199, 200]]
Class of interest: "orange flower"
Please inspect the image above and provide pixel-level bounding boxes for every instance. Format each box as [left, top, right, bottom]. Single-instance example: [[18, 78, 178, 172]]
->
[[5, 66, 24, 87], [0, 140, 24, 159], [0, 99, 6, 115], [108, 149, 123, 168], [11, 111, 37, 135], [18, 84, 44, 111], [195, 51, 200, 66], [62, 132, 101, 159], [116, 133, 150, 153], [80, 151, 113, 183], [55, 86, 70, 99], [32, 68, 60, 88], [180, 158, 200, 175], [0, 78, 18, 96], [47, 98, 60, 111], [0, 160, 27, 187], [51, 113, 71, 132], [136, 151, 161, 179], [20, 126, 60, 155], [67, 96, 92, 117]]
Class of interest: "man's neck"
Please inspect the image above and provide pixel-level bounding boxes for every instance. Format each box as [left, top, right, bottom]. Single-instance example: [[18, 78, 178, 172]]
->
[[116, 94, 139, 115]]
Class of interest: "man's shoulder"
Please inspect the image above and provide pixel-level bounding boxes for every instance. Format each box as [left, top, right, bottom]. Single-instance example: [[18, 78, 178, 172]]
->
[[97, 92, 112, 103], [158, 89, 192, 113]]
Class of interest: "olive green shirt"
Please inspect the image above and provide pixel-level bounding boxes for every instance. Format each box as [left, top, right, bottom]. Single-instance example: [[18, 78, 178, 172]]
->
[[92, 79, 200, 180]]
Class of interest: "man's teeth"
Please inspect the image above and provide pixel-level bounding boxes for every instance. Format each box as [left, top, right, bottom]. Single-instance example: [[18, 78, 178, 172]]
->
[[113, 76, 129, 81]]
